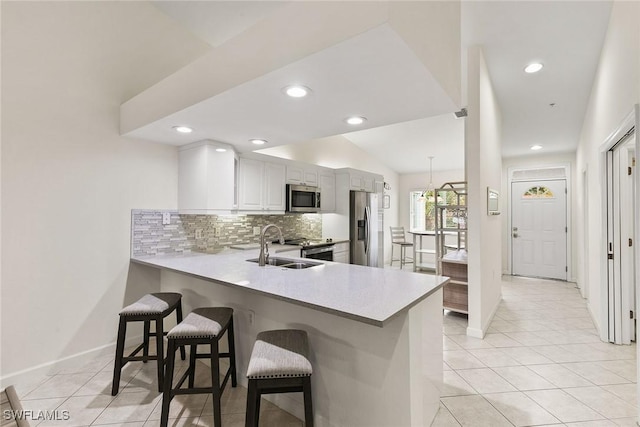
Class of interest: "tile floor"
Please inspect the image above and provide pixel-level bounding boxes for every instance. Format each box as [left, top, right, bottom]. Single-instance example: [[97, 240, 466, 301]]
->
[[8, 274, 638, 426], [433, 275, 638, 427], [11, 346, 302, 426]]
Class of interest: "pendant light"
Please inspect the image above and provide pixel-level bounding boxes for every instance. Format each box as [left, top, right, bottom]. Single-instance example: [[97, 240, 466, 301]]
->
[[419, 156, 435, 200]]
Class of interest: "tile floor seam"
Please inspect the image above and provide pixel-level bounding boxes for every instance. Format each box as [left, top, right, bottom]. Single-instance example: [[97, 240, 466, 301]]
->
[[436, 276, 637, 427]]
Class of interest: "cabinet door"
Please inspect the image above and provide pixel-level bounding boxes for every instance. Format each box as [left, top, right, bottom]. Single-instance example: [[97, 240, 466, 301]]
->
[[319, 173, 336, 213], [286, 166, 304, 185], [287, 166, 318, 186], [362, 176, 374, 192], [263, 162, 286, 211], [238, 158, 264, 210], [333, 251, 349, 263], [350, 175, 364, 190], [303, 169, 318, 186]]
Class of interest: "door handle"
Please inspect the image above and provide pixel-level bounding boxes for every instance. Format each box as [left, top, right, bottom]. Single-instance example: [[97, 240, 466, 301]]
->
[[513, 233, 519, 238]]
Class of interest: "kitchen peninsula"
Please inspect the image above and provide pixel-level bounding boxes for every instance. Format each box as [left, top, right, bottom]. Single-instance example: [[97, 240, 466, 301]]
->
[[131, 249, 447, 426]]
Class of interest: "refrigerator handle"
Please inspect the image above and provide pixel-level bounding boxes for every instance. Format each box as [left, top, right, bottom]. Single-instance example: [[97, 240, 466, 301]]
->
[[364, 206, 370, 254]]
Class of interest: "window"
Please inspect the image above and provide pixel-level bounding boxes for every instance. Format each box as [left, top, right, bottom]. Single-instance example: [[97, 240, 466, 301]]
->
[[410, 191, 426, 231], [522, 186, 554, 199], [409, 190, 466, 231]]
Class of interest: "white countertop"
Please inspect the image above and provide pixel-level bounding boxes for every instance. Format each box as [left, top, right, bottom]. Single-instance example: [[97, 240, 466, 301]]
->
[[131, 249, 447, 327]]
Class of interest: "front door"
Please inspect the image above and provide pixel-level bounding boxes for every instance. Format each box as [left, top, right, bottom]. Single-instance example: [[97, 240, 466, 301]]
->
[[511, 179, 567, 280]]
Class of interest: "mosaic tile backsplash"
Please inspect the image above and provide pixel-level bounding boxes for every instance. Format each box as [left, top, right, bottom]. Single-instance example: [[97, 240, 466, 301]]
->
[[131, 210, 322, 256]]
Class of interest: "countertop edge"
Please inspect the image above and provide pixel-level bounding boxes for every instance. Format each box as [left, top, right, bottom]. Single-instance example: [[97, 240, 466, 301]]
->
[[131, 255, 447, 328]]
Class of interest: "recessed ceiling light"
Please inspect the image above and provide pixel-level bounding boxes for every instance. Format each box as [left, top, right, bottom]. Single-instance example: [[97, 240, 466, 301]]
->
[[250, 139, 267, 145], [530, 144, 543, 151], [283, 85, 311, 98], [172, 126, 193, 133], [524, 63, 543, 74], [345, 116, 367, 125], [215, 148, 227, 152]]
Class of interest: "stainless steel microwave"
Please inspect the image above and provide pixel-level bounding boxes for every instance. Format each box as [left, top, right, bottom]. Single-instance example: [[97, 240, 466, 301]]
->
[[286, 184, 321, 213]]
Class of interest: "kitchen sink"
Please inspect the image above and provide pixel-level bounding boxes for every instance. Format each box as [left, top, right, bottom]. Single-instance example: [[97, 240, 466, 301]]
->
[[246, 257, 323, 269]]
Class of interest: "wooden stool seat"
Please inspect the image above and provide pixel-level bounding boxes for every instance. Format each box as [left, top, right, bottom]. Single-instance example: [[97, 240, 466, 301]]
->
[[245, 329, 313, 427], [161, 307, 237, 427], [111, 292, 185, 395]]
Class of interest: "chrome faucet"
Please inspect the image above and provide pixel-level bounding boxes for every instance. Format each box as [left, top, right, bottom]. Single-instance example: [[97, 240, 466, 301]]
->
[[258, 224, 284, 266]]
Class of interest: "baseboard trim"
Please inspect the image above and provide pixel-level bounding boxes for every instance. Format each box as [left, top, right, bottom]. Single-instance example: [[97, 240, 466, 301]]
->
[[467, 294, 502, 339], [0, 335, 142, 390]]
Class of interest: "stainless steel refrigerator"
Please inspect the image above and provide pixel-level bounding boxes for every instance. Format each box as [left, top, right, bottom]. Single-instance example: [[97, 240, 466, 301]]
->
[[349, 191, 384, 267]]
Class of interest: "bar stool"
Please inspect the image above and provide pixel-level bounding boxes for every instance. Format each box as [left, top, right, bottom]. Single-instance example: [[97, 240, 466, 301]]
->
[[245, 329, 313, 427], [161, 307, 237, 427], [111, 292, 185, 395], [390, 226, 413, 268]]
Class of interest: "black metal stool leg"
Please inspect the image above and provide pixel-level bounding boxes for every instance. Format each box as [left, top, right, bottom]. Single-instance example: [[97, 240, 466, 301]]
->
[[142, 320, 150, 363], [155, 316, 164, 393], [228, 317, 237, 387], [303, 376, 314, 427], [176, 303, 186, 361], [188, 344, 197, 388], [211, 340, 222, 427], [160, 339, 176, 427], [245, 380, 259, 427], [111, 317, 127, 396]]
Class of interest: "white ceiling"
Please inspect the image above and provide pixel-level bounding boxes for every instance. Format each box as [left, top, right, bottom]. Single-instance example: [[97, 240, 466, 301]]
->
[[462, 1, 612, 158], [125, 23, 456, 153], [342, 114, 465, 173], [142, 1, 613, 173]]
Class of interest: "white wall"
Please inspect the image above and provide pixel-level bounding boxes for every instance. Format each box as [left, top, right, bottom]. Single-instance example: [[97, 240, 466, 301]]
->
[[259, 135, 399, 263], [575, 0, 639, 335], [465, 46, 503, 338], [0, 2, 210, 381], [501, 152, 577, 279]]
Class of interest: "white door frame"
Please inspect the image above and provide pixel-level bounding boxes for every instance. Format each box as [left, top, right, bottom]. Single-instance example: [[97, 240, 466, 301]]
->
[[507, 163, 572, 281], [599, 106, 639, 343]]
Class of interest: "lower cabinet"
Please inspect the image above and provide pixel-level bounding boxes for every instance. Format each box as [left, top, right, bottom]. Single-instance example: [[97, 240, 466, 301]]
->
[[333, 242, 350, 263]]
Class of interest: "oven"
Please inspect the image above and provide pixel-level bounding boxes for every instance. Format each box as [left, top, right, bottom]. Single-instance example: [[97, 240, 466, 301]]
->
[[301, 245, 334, 261]]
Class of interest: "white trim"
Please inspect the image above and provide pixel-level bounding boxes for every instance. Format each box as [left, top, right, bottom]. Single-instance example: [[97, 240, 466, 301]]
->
[[581, 167, 589, 299], [598, 107, 637, 344], [466, 293, 502, 338], [0, 335, 141, 390], [507, 163, 572, 280]]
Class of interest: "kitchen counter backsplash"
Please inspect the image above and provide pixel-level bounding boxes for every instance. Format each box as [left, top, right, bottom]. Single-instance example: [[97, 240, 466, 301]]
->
[[131, 210, 322, 256]]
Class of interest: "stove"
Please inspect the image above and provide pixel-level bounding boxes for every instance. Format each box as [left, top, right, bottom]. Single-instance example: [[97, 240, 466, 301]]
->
[[280, 238, 335, 261], [281, 238, 334, 249]]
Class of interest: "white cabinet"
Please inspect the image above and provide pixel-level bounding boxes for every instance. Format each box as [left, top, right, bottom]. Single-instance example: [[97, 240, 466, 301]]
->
[[319, 170, 336, 213], [264, 162, 287, 211], [349, 173, 374, 192], [286, 165, 318, 186], [335, 168, 384, 215], [178, 141, 237, 214], [333, 242, 350, 263], [238, 158, 286, 213]]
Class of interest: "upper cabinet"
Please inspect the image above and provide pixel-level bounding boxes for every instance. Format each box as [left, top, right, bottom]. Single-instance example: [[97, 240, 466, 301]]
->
[[238, 158, 286, 213], [178, 141, 238, 214], [335, 168, 380, 193], [350, 173, 375, 192], [334, 168, 384, 214], [286, 165, 318, 187], [318, 169, 336, 213]]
